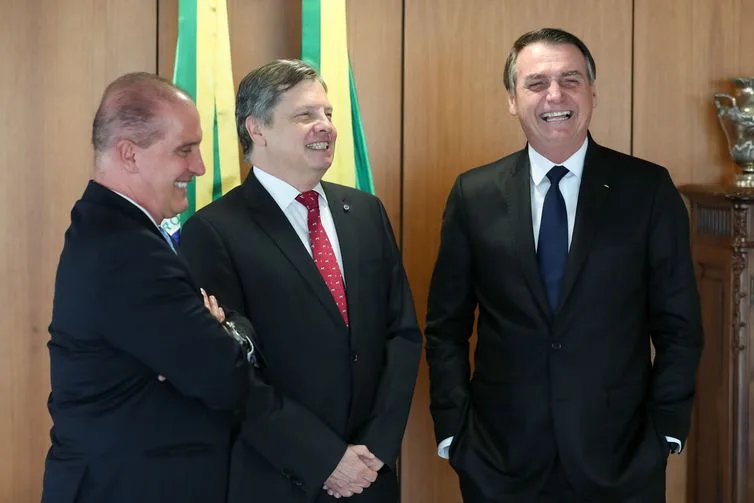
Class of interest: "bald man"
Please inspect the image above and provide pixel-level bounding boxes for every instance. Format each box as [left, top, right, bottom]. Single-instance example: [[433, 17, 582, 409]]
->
[[41, 72, 251, 503]]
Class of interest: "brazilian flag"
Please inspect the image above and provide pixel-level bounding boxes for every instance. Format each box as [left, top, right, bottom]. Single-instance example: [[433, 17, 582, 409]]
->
[[301, 0, 375, 194], [161, 0, 241, 240]]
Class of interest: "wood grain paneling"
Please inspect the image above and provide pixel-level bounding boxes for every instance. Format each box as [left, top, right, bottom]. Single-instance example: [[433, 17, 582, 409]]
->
[[634, 4, 754, 498], [0, 1, 156, 501], [633, 0, 754, 185], [347, 0, 403, 238], [401, 2, 632, 502]]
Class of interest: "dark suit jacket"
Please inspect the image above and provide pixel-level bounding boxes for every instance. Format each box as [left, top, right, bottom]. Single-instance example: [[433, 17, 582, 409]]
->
[[179, 172, 422, 503], [42, 181, 250, 503], [425, 139, 703, 502]]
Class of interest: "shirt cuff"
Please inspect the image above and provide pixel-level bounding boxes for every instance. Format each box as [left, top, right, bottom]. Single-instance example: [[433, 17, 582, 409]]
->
[[437, 437, 453, 459], [665, 436, 682, 454]]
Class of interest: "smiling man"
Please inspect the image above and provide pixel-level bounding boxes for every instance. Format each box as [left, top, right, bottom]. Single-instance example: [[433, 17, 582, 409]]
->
[[42, 73, 253, 503], [425, 28, 703, 503], [179, 59, 421, 503]]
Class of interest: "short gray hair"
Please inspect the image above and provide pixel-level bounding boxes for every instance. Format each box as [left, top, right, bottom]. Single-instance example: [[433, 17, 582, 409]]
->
[[235, 59, 327, 163], [503, 28, 596, 96]]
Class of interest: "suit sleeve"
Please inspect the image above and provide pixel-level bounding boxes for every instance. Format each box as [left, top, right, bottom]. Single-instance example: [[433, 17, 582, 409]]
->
[[351, 200, 422, 470], [647, 168, 704, 443], [96, 240, 248, 411], [424, 176, 478, 443], [180, 213, 348, 499]]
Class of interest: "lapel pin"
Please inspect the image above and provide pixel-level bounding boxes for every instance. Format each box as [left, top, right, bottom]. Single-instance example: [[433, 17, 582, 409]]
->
[[343, 203, 350, 212], [603, 184, 610, 189]]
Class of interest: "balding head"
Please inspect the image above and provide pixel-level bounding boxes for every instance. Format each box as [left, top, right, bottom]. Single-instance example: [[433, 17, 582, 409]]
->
[[92, 72, 191, 160], [90, 72, 205, 224]]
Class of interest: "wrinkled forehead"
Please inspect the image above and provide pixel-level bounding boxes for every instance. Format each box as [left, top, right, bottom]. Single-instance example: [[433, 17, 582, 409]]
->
[[516, 42, 588, 79], [276, 79, 331, 111]]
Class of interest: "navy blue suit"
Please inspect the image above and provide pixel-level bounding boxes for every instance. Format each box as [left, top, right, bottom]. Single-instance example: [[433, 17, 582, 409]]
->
[[42, 181, 250, 503], [426, 139, 704, 502]]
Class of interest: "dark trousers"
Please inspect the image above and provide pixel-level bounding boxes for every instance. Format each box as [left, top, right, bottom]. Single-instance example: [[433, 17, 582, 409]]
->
[[459, 456, 666, 503]]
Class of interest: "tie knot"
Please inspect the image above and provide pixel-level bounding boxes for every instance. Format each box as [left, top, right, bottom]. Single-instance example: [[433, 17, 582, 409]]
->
[[295, 190, 320, 211], [546, 165, 569, 185]]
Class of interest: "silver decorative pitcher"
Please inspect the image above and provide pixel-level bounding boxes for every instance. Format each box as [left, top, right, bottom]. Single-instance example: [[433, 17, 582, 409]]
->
[[714, 78, 754, 187]]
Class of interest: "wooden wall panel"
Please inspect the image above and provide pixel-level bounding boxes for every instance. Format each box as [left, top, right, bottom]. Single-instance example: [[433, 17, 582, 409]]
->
[[401, 2, 632, 502], [634, 2, 754, 500], [633, 0, 754, 185], [346, 0, 403, 238], [0, 1, 156, 501]]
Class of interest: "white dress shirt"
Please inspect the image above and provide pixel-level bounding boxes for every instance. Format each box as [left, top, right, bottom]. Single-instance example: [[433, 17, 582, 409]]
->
[[253, 166, 345, 277], [529, 139, 587, 249], [436, 139, 681, 458]]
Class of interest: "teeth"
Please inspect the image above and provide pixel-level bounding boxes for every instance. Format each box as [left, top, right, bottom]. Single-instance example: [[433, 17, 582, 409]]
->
[[541, 111, 572, 122], [175, 182, 188, 189], [307, 142, 329, 150]]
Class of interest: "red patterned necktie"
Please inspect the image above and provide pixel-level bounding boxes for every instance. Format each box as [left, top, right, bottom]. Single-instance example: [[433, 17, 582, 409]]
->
[[295, 190, 349, 326]]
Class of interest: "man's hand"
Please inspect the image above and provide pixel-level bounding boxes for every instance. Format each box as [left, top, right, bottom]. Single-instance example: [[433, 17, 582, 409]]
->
[[323, 445, 379, 498], [201, 288, 225, 323], [358, 452, 384, 472]]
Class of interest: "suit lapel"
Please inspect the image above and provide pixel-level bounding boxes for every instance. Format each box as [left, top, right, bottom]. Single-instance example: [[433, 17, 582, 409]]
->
[[241, 174, 347, 329], [557, 140, 611, 310], [324, 183, 359, 329], [508, 152, 551, 318]]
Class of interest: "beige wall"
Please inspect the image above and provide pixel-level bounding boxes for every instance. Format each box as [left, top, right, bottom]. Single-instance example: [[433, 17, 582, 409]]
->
[[1, 0, 750, 501], [0, 1, 156, 501]]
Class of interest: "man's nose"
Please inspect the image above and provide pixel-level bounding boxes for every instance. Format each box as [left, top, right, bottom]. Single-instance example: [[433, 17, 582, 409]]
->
[[192, 153, 206, 175], [547, 81, 563, 101]]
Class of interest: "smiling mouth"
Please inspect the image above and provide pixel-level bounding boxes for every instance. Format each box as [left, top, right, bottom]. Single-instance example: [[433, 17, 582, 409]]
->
[[174, 181, 189, 189], [540, 111, 573, 122], [306, 141, 331, 151]]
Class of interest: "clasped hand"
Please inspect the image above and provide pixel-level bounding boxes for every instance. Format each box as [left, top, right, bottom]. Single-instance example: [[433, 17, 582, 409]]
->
[[323, 445, 383, 498]]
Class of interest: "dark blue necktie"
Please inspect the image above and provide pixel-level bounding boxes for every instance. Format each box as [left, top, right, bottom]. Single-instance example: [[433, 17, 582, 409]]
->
[[537, 165, 569, 310], [159, 226, 177, 254]]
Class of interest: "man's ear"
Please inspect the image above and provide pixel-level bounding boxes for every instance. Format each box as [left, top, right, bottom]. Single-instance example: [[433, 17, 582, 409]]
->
[[246, 116, 267, 147], [114, 139, 138, 173], [507, 93, 518, 116]]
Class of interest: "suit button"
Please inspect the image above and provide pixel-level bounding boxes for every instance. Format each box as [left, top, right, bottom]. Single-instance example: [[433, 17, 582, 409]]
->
[[352, 352, 359, 362], [551, 342, 562, 350]]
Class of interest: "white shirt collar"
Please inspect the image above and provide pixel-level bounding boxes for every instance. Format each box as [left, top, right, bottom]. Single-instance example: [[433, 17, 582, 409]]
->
[[252, 166, 327, 211], [110, 189, 160, 229], [528, 137, 588, 187]]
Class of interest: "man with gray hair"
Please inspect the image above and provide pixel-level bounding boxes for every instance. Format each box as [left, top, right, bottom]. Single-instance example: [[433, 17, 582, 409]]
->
[[42, 72, 253, 503], [180, 59, 421, 502], [425, 28, 703, 502]]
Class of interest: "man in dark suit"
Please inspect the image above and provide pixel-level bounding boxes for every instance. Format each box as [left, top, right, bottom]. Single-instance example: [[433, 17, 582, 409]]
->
[[425, 28, 703, 503], [179, 59, 422, 503], [42, 72, 253, 503]]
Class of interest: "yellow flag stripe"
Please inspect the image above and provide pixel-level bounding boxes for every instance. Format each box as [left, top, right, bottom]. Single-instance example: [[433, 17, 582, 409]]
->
[[195, 0, 217, 210], [214, 0, 241, 193], [319, 0, 355, 187]]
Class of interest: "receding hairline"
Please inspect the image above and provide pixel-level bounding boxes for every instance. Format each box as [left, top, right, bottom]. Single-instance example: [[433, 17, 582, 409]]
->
[[92, 72, 193, 156]]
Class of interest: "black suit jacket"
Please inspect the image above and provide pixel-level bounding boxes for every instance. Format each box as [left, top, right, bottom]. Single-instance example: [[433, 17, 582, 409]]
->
[[41, 181, 250, 503], [179, 172, 422, 503], [425, 139, 703, 501]]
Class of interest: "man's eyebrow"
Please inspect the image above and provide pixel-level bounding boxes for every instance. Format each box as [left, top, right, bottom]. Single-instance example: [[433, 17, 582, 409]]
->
[[176, 140, 201, 150], [523, 70, 585, 85], [523, 73, 548, 83]]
